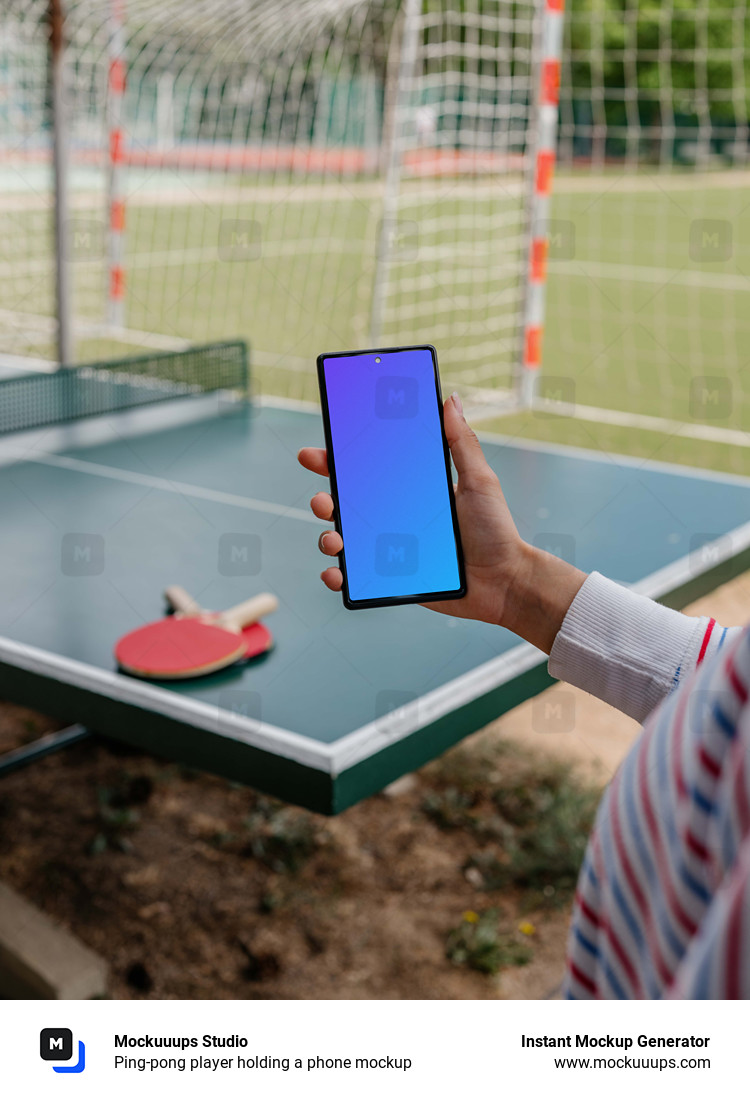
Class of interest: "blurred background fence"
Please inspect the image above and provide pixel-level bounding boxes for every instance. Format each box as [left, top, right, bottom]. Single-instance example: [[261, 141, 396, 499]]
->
[[1, 0, 749, 469]]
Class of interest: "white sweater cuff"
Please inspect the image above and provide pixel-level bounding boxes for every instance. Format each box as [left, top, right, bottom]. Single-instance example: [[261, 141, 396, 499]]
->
[[548, 571, 731, 723]]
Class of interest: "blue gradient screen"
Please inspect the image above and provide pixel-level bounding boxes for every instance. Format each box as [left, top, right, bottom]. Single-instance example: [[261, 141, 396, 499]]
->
[[321, 347, 462, 603]]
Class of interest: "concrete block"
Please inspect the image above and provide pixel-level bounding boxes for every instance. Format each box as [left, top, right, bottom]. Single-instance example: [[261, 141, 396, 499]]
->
[[0, 881, 108, 999]]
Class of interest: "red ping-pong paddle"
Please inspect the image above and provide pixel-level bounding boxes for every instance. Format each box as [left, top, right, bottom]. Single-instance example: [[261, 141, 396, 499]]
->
[[164, 586, 275, 662], [115, 591, 277, 680]]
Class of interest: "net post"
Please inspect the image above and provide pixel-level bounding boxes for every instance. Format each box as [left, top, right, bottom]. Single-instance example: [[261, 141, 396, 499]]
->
[[518, 0, 564, 409], [106, 0, 127, 329], [369, 0, 421, 346], [49, 0, 73, 366], [239, 340, 250, 398]]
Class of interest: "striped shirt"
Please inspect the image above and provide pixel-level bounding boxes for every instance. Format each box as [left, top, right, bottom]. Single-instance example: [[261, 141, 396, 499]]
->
[[560, 602, 748, 998]]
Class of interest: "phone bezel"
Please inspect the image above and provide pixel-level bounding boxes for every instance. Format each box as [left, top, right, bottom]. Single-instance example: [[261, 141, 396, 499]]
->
[[316, 344, 467, 610]]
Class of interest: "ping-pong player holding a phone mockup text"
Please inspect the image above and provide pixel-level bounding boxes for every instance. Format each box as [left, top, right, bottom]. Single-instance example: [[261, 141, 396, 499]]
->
[[299, 391, 750, 1000]]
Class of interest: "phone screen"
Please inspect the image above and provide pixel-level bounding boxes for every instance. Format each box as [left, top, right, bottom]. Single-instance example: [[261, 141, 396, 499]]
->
[[317, 345, 465, 608]]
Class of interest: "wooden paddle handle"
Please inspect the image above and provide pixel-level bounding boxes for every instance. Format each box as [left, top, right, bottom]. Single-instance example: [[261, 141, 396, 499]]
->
[[164, 585, 203, 616], [220, 593, 279, 631]]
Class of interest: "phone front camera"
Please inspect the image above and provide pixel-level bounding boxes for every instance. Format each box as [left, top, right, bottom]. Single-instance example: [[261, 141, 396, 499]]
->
[[375, 356, 381, 363]]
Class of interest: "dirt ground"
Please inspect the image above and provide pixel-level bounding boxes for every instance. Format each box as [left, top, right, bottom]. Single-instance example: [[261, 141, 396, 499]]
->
[[1, 571, 749, 1000]]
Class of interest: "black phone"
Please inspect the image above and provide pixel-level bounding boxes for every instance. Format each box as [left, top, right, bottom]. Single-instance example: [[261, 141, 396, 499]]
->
[[316, 344, 466, 610]]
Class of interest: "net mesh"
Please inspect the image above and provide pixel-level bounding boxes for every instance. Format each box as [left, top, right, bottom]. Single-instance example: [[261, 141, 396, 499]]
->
[[4, 0, 750, 470], [0, 339, 248, 433], [545, 1, 750, 465], [0, 0, 539, 402]]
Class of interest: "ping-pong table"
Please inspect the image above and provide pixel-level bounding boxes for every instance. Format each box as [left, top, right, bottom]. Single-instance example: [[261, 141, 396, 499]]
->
[[1, 341, 749, 814]]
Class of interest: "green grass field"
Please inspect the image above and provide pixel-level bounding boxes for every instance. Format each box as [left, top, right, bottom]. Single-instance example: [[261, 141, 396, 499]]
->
[[3, 167, 750, 474]]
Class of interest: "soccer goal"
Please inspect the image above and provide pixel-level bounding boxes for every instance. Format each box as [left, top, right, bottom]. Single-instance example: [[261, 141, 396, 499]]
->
[[0, 0, 552, 406], [1, 0, 749, 466]]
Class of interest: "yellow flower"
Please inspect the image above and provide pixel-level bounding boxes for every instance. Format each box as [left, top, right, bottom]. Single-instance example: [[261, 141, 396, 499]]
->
[[463, 910, 479, 924], [518, 920, 536, 936]]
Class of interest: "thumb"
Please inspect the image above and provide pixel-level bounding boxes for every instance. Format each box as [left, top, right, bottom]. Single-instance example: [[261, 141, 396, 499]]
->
[[443, 392, 494, 490]]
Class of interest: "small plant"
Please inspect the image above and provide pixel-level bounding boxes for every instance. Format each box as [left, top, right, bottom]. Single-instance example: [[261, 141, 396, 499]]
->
[[446, 909, 532, 975], [463, 850, 508, 891], [89, 778, 150, 854], [258, 892, 282, 914], [98, 772, 154, 809], [421, 786, 476, 830], [90, 805, 139, 854], [209, 830, 237, 850], [425, 740, 599, 906], [491, 775, 541, 828], [427, 740, 505, 793], [499, 770, 599, 903], [244, 798, 322, 874]]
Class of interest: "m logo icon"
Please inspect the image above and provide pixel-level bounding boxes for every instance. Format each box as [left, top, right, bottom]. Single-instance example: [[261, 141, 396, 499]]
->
[[375, 376, 418, 419], [40, 1028, 86, 1073], [40, 1029, 73, 1061], [375, 533, 419, 576], [689, 219, 732, 262]]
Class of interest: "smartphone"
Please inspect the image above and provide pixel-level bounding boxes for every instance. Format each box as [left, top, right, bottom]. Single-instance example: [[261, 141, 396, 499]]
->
[[316, 344, 466, 610]]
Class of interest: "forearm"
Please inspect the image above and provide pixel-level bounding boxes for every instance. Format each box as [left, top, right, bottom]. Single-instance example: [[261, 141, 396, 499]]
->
[[547, 571, 737, 723], [501, 545, 737, 724], [502, 542, 587, 655]]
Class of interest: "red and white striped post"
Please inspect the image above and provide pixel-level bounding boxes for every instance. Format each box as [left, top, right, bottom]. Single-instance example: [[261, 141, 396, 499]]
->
[[49, 0, 73, 364], [106, 0, 126, 328], [519, 0, 564, 407]]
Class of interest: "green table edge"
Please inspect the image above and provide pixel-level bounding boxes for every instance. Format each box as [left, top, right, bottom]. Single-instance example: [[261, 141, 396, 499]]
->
[[329, 542, 750, 813], [0, 487, 747, 816], [0, 660, 333, 814]]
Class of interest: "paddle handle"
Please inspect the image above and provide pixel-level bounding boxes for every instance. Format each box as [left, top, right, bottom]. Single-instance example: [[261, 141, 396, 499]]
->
[[163, 586, 278, 631], [220, 593, 279, 631], [164, 585, 203, 616]]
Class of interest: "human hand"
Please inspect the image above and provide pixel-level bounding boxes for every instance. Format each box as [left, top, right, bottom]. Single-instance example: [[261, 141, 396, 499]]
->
[[297, 393, 585, 653]]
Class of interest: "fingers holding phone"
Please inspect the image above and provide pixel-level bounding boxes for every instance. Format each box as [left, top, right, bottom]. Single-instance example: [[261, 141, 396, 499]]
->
[[296, 458, 344, 590], [298, 447, 329, 478], [318, 531, 342, 555], [314, 345, 466, 610], [300, 346, 468, 610], [317, 530, 344, 589], [298, 355, 587, 649]]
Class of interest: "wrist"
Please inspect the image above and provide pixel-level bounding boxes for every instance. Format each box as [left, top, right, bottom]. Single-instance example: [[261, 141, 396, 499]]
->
[[501, 542, 587, 654], [499, 540, 537, 634]]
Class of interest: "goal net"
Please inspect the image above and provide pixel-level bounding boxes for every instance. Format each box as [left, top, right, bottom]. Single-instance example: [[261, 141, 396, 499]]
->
[[0, 0, 540, 403], [3, 0, 749, 470], [547, 0, 750, 469]]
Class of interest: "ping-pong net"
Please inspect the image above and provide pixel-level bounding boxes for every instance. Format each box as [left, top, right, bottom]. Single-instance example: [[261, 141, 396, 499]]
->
[[0, 340, 249, 434]]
